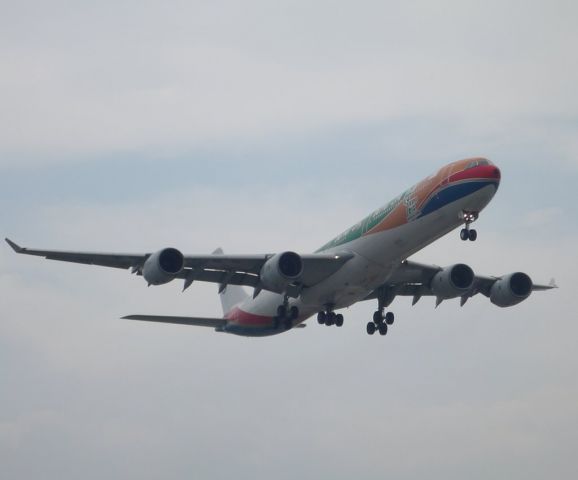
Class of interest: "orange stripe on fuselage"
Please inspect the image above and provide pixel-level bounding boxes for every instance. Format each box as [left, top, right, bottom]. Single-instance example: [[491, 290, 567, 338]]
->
[[365, 158, 489, 235], [365, 202, 408, 235]]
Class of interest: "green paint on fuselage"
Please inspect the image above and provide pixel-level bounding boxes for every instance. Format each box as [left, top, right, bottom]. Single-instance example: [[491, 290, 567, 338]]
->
[[316, 185, 418, 252]]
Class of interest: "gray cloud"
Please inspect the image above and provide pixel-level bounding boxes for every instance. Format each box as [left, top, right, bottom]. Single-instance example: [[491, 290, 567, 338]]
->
[[1, 1, 578, 164], [1, 1, 577, 479]]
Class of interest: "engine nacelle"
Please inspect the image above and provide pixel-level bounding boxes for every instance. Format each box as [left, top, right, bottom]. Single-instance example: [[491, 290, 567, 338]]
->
[[431, 263, 475, 299], [490, 272, 533, 307], [260, 251, 303, 294], [142, 248, 184, 285]]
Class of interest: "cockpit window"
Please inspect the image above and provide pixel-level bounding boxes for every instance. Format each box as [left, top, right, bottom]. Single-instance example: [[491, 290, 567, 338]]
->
[[466, 159, 490, 169]]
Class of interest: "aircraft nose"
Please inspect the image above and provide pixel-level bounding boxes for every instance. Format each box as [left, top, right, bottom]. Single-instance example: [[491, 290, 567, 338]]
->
[[471, 164, 501, 182]]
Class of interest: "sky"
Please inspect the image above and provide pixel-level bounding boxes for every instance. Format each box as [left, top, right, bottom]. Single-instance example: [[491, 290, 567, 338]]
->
[[1, 1, 577, 479]]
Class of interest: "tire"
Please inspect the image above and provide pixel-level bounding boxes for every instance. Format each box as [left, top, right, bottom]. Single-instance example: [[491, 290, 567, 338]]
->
[[290, 306, 299, 320], [277, 305, 287, 318], [326, 313, 335, 326], [468, 229, 477, 241], [366, 322, 376, 335], [317, 311, 326, 324], [373, 310, 383, 323], [284, 318, 292, 330], [378, 323, 388, 336], [460, 229, 469, 241], [385, 311, 394, 325], [335, 314, 344, 327]]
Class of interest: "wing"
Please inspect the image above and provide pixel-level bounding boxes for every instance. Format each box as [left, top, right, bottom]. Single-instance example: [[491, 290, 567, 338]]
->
[[365, 259, 557, 307], [5, 238, 352, 294]]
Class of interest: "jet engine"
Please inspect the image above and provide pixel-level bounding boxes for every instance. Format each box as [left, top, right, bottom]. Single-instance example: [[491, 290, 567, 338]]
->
[[490, 272, 533, 307], [431, 263, 475, 299], [260, 251, 303, 294], [142, 248, 185, 285]]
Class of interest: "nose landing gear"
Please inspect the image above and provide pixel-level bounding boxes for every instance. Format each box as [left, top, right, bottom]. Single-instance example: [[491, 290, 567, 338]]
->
[[460, 211, 479, 241]]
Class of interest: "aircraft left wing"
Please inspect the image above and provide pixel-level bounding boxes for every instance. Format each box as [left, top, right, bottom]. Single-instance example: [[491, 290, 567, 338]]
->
[[365, 259, 557, 307], [5, 238, 353, 296]]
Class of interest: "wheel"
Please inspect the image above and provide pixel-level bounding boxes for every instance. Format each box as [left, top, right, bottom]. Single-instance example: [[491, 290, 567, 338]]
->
[[385, 311, 394, 325], [335, 314, 344, 327], [277, 305, 287, 318], [325, 312, 335, 326], [378, 323, 388, 336], [373, 310, 383, 323], [460, 229, 469, 241], [290, 306, 299, 320], [468, 229, 477, 241], [366, 322, 376, 335], [284, 318, 292, 330], [317, 311, 326, 324]]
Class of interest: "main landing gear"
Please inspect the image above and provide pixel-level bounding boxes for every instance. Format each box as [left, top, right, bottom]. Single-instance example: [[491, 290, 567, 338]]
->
[[317, 308, 344, 327], [460, 211, 479, 242], [275, 296, 299, 330], [367, 309, 394, 336], [367, 286, 396, 337]]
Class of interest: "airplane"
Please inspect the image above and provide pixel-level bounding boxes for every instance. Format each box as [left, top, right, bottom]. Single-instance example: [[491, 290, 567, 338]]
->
[[6, 157, 557, 337]]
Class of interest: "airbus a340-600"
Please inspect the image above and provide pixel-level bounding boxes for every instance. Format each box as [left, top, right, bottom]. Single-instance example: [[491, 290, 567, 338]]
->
[[6, 158, 556, 337]]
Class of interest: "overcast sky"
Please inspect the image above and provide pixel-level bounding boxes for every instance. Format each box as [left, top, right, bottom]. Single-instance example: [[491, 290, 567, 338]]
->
[[1, 1, 577, 479]]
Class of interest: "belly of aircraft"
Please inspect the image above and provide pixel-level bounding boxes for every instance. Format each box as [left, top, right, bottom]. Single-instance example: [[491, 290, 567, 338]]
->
[[300, 252, 390, 308]]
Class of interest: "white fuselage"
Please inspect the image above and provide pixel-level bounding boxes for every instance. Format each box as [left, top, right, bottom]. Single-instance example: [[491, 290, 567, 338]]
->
[[224, 160, 500, 336], [250, 187, 492, 311]]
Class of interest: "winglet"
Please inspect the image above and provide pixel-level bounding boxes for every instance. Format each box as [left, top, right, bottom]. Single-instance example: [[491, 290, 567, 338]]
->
[[5, 238, 24, 253]]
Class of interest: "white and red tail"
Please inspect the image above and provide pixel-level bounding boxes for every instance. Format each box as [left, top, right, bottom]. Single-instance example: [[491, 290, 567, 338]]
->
[[213, 248, 249, 315]]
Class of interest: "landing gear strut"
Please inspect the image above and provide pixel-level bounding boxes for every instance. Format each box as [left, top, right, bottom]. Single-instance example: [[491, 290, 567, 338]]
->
[[367, 310, 394, 336], [275, 296, 299, 330], [368, 286, 396, 336], [460, 211, 479, 242], [317, 307, 344, 327]]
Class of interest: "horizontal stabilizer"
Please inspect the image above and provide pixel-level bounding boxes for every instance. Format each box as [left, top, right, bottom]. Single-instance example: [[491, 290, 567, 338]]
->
[[5, 238, 24, 253], [532, 279, 559, 291], [122, 314, 227, 328]]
